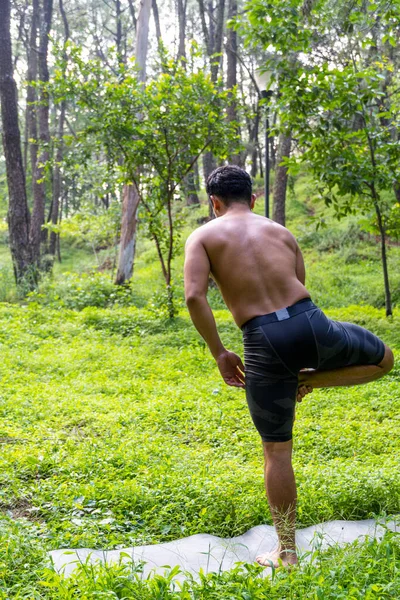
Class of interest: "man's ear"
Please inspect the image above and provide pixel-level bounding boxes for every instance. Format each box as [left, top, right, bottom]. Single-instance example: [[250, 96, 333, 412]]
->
[[250, 194, 256, 210], [210, 194, 219, 212]]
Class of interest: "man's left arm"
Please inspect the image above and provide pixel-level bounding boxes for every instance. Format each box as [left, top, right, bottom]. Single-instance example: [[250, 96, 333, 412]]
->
[[184, 234, 245, 388]]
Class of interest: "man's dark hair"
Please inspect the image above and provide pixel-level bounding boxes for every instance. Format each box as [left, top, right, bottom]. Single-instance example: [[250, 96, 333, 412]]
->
[[206, 165, 252, 206]]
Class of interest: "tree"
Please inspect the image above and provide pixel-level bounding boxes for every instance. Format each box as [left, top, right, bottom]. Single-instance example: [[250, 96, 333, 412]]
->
[[49, 0, 70, 259], [226, 0, 240, 165], [51, 49, 239, 315], [242, 0, 400, 315], [273, 132, 291, 225], [26, 0, 39, 222], [197, 0, 226, 195], [177, 0, 200, 206], [0, 0, 34, 285], [30, 0, 53, 265], [116, 0, 152, 285]]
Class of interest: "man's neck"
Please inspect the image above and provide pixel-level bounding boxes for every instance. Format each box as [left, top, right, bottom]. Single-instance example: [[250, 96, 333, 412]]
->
[[220, 204, 252, 217]]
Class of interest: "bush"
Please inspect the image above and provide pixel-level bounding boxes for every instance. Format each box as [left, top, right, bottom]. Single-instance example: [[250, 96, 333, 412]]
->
[[27, 271, 146, 310]]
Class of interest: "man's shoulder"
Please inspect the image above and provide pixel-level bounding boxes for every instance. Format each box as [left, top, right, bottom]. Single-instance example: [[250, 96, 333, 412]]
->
[[268, 219, 296, 239], [185, 220, 219, 246]]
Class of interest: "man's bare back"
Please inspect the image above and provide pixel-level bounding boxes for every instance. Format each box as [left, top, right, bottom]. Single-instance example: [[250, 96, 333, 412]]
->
[[189, 209, 310, 327]]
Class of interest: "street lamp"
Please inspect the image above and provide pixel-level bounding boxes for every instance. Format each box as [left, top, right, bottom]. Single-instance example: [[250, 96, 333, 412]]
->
[[255, 69, 274, 219]]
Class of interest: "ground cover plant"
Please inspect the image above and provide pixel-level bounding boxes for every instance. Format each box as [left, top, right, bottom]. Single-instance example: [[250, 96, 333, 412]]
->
[[0, 299, 398, 596]]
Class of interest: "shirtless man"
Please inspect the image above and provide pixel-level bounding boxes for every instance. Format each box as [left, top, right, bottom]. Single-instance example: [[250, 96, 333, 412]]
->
[[184, 165, 394, 568]]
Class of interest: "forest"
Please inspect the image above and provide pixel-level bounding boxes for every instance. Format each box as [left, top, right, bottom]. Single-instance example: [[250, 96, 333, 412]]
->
[[0, 0, 399, 596]]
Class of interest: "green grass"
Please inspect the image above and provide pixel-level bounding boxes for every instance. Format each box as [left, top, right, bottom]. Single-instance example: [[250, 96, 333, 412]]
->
[[0, 301, 398, 596]]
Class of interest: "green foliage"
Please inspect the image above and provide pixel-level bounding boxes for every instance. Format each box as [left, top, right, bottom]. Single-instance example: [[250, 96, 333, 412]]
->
[[0, 301, 398, 595], [50, 45, 240, 312], [242, 0, 400, 211], [241, 0, 400, 312], [27, 272, 144, 310], [45, 205, 121, 262]]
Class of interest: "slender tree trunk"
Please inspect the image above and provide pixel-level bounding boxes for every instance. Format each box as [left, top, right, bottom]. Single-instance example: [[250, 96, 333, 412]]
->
[[177, 0, 199, 205], [373, 198, 392, 316], [135, 0, 151, 79], [50, 103, 65, 256], [49, 0, 69, 258], [128, 0, 137, 32], [27, 0, 39, 207], [226, 0, 239, 165], [210, 0, 225, 82], [30, 0, 53, 264], [115, 184, 140, 284], [250, 106, 260, 178], [116, 0, 152, 285], [177, 0, 186, 61], [115, 0, 123, 63], [272, 133, 291, 226], [152, 0, 161, 46], [0, 0, 34, 284], [185, 170, 200, 205], [394, 183, 400, 203], [198, 0, 225, 217]]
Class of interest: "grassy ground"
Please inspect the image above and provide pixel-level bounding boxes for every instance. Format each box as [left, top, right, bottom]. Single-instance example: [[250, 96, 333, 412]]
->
[[0, 179, 399, 597], [0, 303, 399, 597]]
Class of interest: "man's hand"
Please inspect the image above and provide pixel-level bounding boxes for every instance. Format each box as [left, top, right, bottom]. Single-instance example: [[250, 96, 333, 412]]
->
[[216, 350, 245, 388], [296, 384, 313, 402], [297, 368, 314, 402]]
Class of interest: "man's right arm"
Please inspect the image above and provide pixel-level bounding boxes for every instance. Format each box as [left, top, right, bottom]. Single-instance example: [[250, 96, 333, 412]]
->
[[184, 232, 245, 388]]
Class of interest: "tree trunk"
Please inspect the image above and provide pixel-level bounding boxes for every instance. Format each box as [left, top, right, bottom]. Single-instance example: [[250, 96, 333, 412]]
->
[[374, 201, 392, 317], [115, 184, 140, 284], [394, 183, 400, 203], [177, 0, 186, 61], [26, 0, 39, 208], [135, 0, 151, 81], [0, 0, 34, 284], [177, 0, 199, 205], [30, 0, 53, 264], [115, 0, 123, 63], [185, 170, 200, 205], [272, 133, 291, 226], [250, 105, 260, 178], [49, 103, 65, 256], [226, 0, 239, 165], [49, 0, 69, 258], [198, 0, 225, 217], [210, 0, 225, 82], [152, 0, 161, 46], [116, 0, 152, 284]]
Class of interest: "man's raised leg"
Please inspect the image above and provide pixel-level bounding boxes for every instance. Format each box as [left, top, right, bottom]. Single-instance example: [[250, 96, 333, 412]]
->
[[299, 345, 394, 395], [256, 439, 298, 568]]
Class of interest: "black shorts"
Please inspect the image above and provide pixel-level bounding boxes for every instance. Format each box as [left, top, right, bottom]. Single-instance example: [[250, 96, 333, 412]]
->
[[242, 298, 386, 443]]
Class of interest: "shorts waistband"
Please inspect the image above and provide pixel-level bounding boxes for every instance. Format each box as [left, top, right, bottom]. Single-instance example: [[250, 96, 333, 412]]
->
[[241, 297, 316, 333]]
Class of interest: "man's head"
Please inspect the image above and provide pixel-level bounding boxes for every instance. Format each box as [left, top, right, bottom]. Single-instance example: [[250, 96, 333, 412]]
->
[[206, 165, 256, 216]]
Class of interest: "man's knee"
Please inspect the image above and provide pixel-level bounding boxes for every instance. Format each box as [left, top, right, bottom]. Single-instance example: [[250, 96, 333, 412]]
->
[[263, 439, 293, 462], [379, 345, 394, 375]]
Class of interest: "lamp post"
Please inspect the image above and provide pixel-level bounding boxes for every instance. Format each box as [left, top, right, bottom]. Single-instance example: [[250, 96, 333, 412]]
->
[[256, 69, 274, 218]]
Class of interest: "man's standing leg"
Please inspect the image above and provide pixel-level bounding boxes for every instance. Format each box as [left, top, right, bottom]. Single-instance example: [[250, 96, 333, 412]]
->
[[256, 440, 298, 567], [255, 346, 394, 568]]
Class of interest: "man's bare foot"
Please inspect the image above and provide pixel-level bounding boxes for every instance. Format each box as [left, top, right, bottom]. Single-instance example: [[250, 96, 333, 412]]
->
[[296, 384, 313, 403], [256, 547, 298, 568]]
